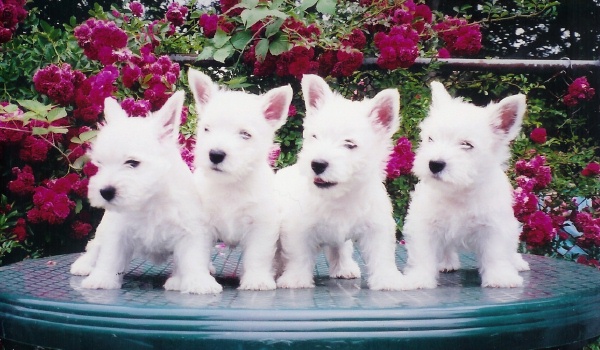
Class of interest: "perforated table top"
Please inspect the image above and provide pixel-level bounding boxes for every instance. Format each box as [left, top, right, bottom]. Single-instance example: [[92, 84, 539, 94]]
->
[[1, 244, 600, 349]]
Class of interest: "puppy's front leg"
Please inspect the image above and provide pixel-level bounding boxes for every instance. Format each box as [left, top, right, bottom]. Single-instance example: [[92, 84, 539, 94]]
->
[[238, 225, 278, 291], [357, 219, 406, 291], [81, 215, 131, 289], [167, 233, 222, 294], [276, 227, 318, 289]]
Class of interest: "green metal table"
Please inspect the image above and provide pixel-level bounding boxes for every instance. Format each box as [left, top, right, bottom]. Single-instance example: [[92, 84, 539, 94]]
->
[[1, 244, 600, 349]]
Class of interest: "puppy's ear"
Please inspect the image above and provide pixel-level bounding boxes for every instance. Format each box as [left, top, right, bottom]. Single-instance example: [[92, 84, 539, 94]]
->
[[489, 94, 526, 141], [430, 81, 452, 106], [188, 68, 216, 113], [368, 88, 400, 137], [153, 90, 185, 142], [262, 85, 293, 130], [103, 97, 128, 123], [301, 74, 333, 116]]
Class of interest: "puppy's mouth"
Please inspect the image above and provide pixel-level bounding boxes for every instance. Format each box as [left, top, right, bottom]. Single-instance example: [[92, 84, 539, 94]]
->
[[313, 177, 337, 189], [210, 165, 224, 172]]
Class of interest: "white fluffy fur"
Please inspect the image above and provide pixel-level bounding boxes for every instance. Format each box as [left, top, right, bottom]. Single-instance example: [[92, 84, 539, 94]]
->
[[188, 68, 292, 291], [275, 74, 406, 291], [70, 92, 221, 294], [402, 82, 530, 289]]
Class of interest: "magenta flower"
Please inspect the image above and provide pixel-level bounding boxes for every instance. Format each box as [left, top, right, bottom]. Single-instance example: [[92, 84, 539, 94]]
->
[[374, 25, 419, 70], [434, 16, 482, 56], [74, 19, 128, 64], [514, 155, 552, 191], [581, 162, 600, 177], [71, 220, 93, 239], [530, 127, 547, 144], [199, 13, 218, 38], [19, 135, 51, 163], [563, 77, 595, 107], [268, 144, 281, 167], [33, 63, 85, 106], [386, 137, 415, 179], [121, 98, 151, 117], [8, 165, 35, 196], [129, 1, 145, 17], [520, 210, 555, 248], [166, 2, 188, 27]]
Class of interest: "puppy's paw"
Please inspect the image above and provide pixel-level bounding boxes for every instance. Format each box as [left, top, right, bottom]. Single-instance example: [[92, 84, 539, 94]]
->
[[81, 272, 121, 290], [481, 270, 523, 288], [70, 256, 94, 276], [276, 272, 315, 289], [209, 262, 216, 275], [329, 261, 361, 280], [368, 270, 410, 291], [513, 254, 530, 271], [239, 272, 276, 291], [173, 275, 223, 294], [438, 256, 461, 273], [164, 275, 181, 291], [401, 271, 438, 290]]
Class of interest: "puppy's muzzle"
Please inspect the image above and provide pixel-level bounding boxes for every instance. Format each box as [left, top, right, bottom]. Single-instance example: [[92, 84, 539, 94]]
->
[[100, 186, 116, 202], [429, 160, 446, 174], [209, 149, 226, 165]]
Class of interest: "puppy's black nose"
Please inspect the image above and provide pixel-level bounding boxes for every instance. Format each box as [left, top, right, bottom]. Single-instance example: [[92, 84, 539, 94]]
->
[[429, 160, 446, 174], [311, 160, 329, 175], [100, 186, 116, 201], [209, 149, 226, 164]]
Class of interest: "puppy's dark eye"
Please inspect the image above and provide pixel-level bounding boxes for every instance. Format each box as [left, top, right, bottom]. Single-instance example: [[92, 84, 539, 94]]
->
[[428, 137, 434, 142], [125, 159, 140, 168], [344, 140, 357, 149], [240, 130, 252, 140], [204, 127, 210, 132], [461, 141, 474, 149], [312, 134, 317, 140]]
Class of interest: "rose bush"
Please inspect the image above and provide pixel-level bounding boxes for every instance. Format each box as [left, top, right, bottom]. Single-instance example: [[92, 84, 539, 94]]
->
[[0, 0, 597, 272]]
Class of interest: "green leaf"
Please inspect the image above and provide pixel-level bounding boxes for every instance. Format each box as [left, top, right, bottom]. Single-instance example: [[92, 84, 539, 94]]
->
[[241, 8, 287, 28], [40, 20, 54, 34], [17, 100, 53, 115], [47, 126, 69, 134], [239, 0, 259, 9], [32, 127, 50, 136], [231, 30, 253, 50], [46, 107, 67, 122], [198, 46, 216, 61], [79, 130, 98, 142], [265, 18, 284, 38], [213, 45, 234, 63], [0, 103, 18, 114], [316, 0, 336, 15], [269, 34, 290, 56], [213, 29, 231, 49], [299, 0, 319, 11], [255, 38, 269, 61]]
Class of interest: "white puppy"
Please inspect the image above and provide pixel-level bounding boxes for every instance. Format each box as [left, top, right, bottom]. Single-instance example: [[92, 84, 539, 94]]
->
[[275, 74, 406, 291], [403, 82, 530, 289], [188, 68, 292, 291], [70, 92, 222, 294]]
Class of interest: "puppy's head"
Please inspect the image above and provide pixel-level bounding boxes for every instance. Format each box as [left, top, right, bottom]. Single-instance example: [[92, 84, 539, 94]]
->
[[413, 81, 526, 189], [188, 68, 292, 181], [87, 91, 185, 211], [298, 74, 400, 197]]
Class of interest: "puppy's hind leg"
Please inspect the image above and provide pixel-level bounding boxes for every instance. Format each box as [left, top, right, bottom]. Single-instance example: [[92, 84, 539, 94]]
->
[[325, 240, 361, 279], [438, 244, 461, 273]]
